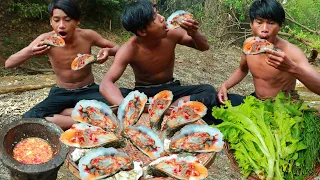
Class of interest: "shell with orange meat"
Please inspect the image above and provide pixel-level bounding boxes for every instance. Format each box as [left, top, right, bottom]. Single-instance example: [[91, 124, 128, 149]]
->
[[78, 147, 133, 180], [163, 100, 207, 136], [147, 155, 208, 180], [122, 125, 164, 160], [243, 36, 275, 55], [169, 124, 224, 153], [60, 123, 119, 148], [43, 34, 65, 47], [148, 90, 173, 130], [167, 10, 194, 29], [72, 100, 119, 132], [71, 54, 96, 70], [117, 90, 148, 129]]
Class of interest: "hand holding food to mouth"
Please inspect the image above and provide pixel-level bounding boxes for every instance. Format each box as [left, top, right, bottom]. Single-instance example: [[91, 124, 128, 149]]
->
[[31, 41, 50, 56], [265, 48, 297, 72], [180, 19, 200, 36], [166, 10, 199, 36]]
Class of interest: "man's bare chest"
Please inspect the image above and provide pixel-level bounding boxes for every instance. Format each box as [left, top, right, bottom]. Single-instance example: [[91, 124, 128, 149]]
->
[[247, 55, 288, 80], [49, 45, 91, 66]]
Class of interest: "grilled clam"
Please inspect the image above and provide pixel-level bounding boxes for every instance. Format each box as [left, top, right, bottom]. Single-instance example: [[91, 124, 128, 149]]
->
[[163, 100, 207, 137], [147, 155, 208, 180], [170, 124, 224, 153], [118, 90, 147, 129], [122, 125, 164, 160], [78, 147, 133, 180], [242, 36, 275, 55], [72, 100, 119, 132], [148, 90, 173, 130], [60, 123, 120, 148]]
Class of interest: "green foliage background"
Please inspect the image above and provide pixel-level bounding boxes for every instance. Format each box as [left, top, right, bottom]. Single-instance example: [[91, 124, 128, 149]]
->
[[1, 0, 320, 51], [218, 0, 320, 51]]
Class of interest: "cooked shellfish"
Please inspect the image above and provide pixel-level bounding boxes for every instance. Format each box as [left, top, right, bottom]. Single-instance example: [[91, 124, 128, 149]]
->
[[148, 155, 208, 180], [60, 123, 119, 148], [78, 147, 133, 180], [72, 100, 119, 132], [167, 10, 193, 29], [163, 100, 207, 136], [170, 124, 224, 153], [243, 36, 275, 55], [71, 54, 96, 70], [122, 125, 164, 160], [118, 90, 147, 129], [43, 34, 65, 47], [148, 90, 173, 130]]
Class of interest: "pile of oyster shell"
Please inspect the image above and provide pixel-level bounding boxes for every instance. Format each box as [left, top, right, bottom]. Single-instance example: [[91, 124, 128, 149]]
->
[[60, 90, 225, 180]]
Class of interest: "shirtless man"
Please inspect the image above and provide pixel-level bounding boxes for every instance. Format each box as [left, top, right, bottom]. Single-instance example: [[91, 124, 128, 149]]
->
[[100, 0, 219, 124], [218, 0, 320, 105], [5, 0, 119, 129]]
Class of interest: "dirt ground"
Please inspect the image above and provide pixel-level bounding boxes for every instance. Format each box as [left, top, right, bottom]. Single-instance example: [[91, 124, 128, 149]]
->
[[0, 42, 255, 180]]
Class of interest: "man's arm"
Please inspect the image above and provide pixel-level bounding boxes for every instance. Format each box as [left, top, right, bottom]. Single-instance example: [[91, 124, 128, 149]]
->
[[265, 46, 320, 95], [5, 34, 50, 68], [218, 53, 249, 104], [88, 29, 120, 62], [99, 44, 132, 105], [173, 19, 209, 51]]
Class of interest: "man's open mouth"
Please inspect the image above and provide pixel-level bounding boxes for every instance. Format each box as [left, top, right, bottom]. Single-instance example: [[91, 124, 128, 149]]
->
[[59, 32, 67, 38]]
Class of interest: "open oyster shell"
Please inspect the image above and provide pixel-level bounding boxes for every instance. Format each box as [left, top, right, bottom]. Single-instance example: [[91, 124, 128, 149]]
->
[[147, 155, 208, 180], [71, 54, 96, 70], [122, 125, 164, 160], [43, 33, 65, 47], [118, 90, 147, 129], [148, 90, 173, 130], [169, 124, 224, 153], [72, 100, 119, 132], [78, 147, 133, 180], [60, 123, 120, 148], [163, 100, 207, 137], [167, 10, 193, 29], [242, 36, 276, 55]]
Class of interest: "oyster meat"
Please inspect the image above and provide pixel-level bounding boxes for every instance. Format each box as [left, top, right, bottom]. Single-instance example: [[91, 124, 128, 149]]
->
[[118, 90, 147, 129], [43, 33, 65, 47], [78, 147, 133, 180], [163, 100, 207, 136], [148, 155, 208, 180], [60, 123, 119, 148], [167, 10, 193, 29], [243, 36, 276, 55], [71, 54, 96, 70], [148, 90, 173, 130], [72, 100, 119, 132], [122, 125, 164, 160], [170, 124, 224, 153]]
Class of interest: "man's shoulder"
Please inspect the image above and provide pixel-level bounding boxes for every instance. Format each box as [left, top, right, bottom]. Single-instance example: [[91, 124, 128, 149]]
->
[[122, 37, 139, 49], [278, 37, 301, 54], [76, 28, 97, 36], [116, 37, 138, 59]]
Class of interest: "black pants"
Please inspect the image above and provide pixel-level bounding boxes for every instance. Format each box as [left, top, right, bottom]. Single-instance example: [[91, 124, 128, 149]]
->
[[23, 83, 110, 118], [120, 80, 219, 125], [227, 92, 258, 106]]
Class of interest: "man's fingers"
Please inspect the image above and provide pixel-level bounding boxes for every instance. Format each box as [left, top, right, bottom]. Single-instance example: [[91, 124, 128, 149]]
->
[[218, 92, 227, 104]]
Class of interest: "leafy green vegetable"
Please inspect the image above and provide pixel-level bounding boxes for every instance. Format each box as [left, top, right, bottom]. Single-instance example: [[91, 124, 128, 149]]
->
[[212, 92, 319, 180]]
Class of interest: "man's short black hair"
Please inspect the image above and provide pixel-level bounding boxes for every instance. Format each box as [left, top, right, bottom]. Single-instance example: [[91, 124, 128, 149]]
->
[[249, 0, 285, 26], [48, 0, 81, 20], [121, 0, 155, 35]]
